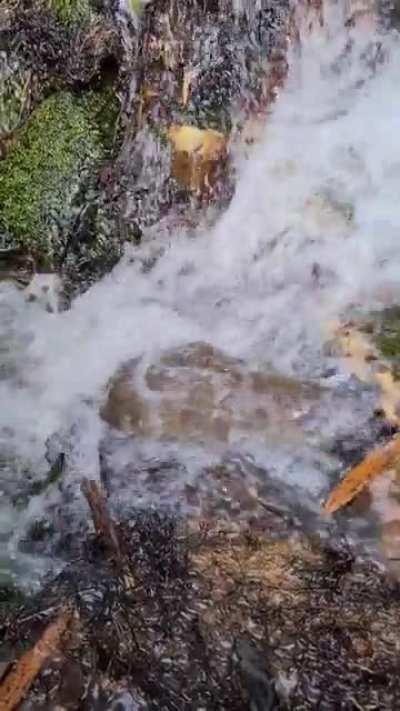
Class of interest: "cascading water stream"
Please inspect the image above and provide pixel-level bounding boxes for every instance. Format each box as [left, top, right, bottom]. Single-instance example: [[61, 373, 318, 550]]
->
[[2, 0, 400, 586]]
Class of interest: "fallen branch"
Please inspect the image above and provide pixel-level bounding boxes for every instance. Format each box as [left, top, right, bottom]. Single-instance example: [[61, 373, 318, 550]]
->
[[324, 436, 400, 514], [0, 607, 72, 711], [81, 477, 122, 565]]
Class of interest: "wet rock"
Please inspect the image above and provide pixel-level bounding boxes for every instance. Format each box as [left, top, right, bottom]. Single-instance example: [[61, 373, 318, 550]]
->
[[116, 0, 291, 238], [0, 247, 34, 286], [1, 3, 121, 92], [101, 341, 325, 445]]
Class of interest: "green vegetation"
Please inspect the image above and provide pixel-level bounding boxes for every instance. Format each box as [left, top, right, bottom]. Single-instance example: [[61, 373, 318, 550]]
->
[[47, 0, 91, 26], [129, 0, 143, 14], [0, 89, 117, 265], [374, 306, 400, 378], [378, 332, 400, 359]]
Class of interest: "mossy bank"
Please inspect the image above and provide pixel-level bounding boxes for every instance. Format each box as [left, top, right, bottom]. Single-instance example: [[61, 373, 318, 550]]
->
[[0, 88, 120, 283]]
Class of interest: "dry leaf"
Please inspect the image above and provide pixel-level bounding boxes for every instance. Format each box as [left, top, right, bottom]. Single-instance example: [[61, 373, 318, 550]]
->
[[324, 436, 400, 514], [167, 125, 227, 194], [0, 607, 72, 711]]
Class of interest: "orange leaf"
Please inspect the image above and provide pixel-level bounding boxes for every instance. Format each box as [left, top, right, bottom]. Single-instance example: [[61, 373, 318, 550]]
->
[[324, 436, 400, 515], [0, 607, 72, 711]]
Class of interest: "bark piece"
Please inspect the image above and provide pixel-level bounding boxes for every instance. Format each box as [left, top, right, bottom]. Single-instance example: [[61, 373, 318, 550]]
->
[[324, 436, 400, 514], [0, 607, 71, 711]]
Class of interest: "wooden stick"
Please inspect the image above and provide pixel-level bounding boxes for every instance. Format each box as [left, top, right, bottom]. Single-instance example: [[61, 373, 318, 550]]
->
[[324, 436, 400, 514], [0, 608, 71, 711], [81, 478, 122, 564]]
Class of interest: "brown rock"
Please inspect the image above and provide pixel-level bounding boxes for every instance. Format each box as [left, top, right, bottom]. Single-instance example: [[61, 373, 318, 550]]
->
[[101, 341, 323, 445]]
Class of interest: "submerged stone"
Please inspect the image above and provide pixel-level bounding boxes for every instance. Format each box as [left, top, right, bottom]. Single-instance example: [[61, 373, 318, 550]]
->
[[101, 341, 329, 446]]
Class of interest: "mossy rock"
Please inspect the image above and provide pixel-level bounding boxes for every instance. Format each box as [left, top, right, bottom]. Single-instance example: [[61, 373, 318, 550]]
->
[[0, 88, 118, 269]]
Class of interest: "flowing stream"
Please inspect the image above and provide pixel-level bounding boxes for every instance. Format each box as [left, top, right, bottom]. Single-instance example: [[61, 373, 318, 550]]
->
[[2, 1, 400, 586]]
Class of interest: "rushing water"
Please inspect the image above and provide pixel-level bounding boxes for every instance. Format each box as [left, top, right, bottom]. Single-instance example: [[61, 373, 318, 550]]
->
[[2, 1, 400, 585]]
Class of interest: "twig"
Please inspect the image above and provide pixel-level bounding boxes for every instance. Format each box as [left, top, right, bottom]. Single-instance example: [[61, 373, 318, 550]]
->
[[0, 607, 72, 711], [17, 604, 60, 625], [257, 498, 296, 525], [81, 478, 122, 565]]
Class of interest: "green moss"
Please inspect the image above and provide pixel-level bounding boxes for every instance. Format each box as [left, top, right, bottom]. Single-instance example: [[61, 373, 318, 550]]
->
[[374, 306, 400, 378], [89, 84, 119, 151], [129, 0, 143, 15], [377, 333, 400, 359], [0, 90, 113, 264], [47, 0, 91, 26]]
